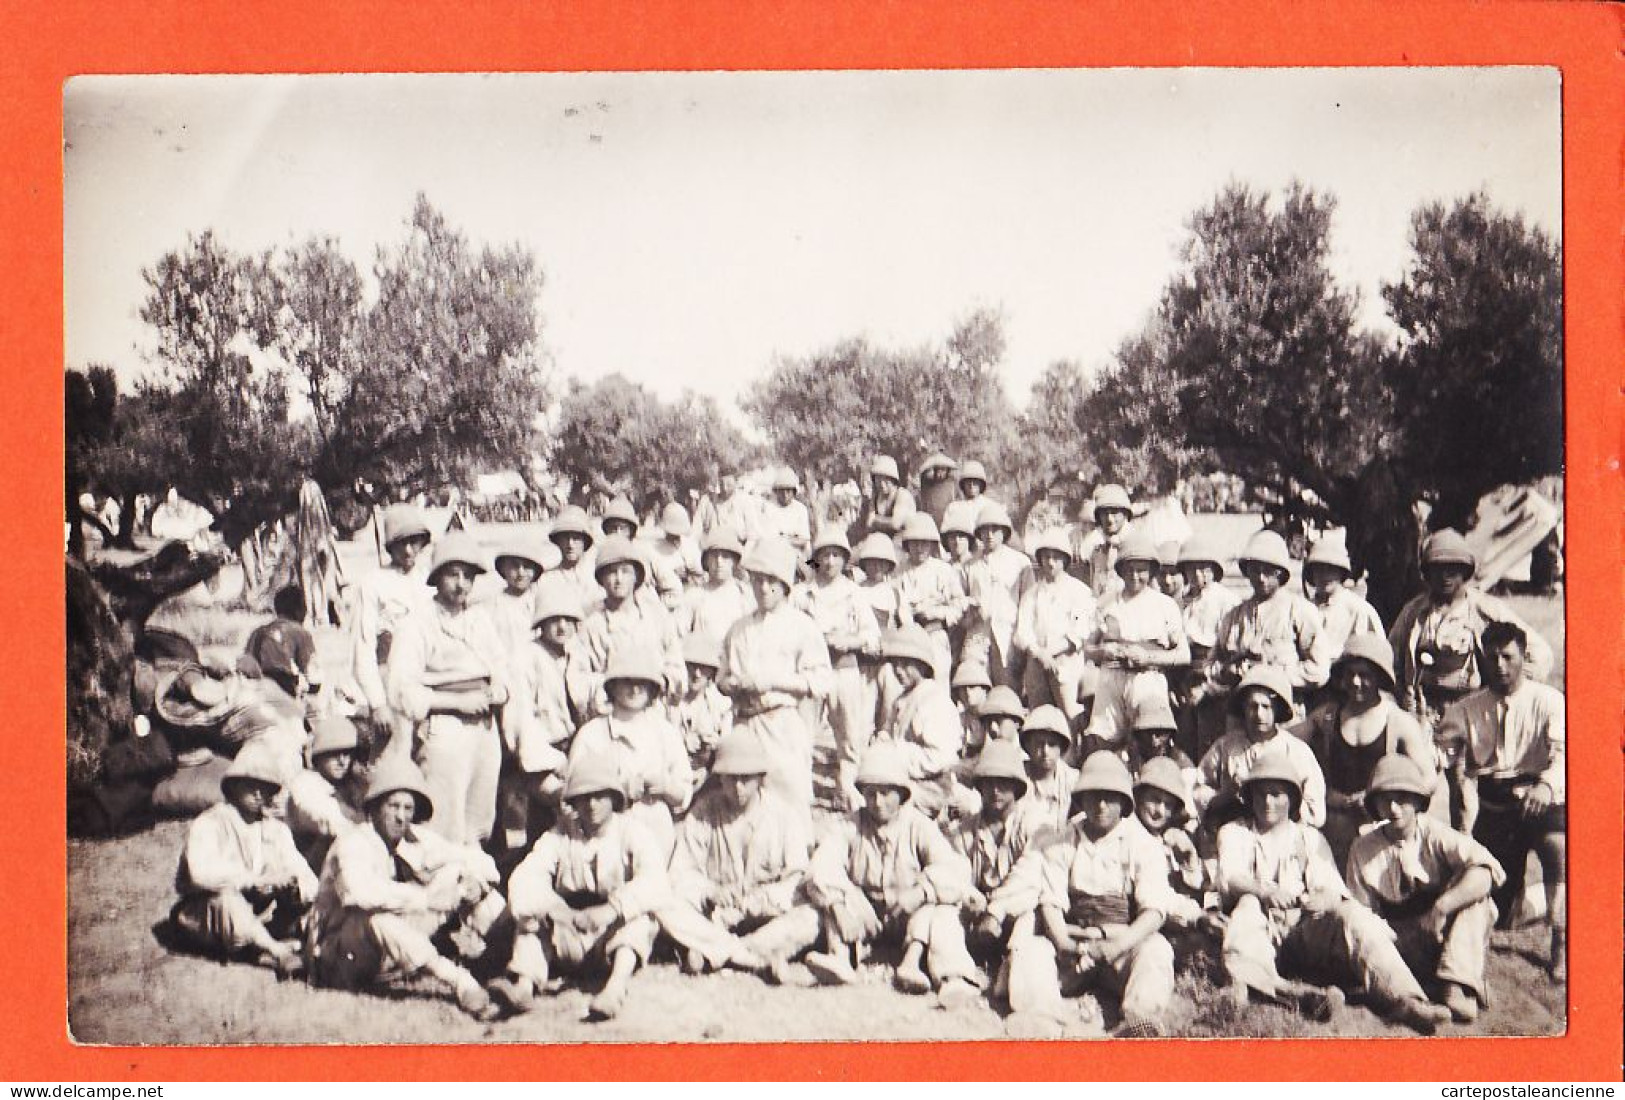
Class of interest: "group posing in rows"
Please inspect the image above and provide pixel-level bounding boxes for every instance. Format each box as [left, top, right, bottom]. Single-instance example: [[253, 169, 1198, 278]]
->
[[171, 453, 1565, 1035]]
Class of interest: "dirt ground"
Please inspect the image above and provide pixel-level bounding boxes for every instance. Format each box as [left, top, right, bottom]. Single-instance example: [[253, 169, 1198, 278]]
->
[[70, 515, 1569, 1045]]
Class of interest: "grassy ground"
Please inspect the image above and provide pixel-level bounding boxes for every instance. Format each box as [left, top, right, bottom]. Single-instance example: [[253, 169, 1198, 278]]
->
[[68, 519, 1568, 1045]]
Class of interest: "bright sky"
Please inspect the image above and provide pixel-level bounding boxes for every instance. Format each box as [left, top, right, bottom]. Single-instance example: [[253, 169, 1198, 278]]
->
[[64, 68, 1560, 419]]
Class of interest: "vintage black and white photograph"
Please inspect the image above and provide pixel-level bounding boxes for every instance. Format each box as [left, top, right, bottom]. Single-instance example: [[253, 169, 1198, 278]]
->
[[63, 68, 1566, 1045]]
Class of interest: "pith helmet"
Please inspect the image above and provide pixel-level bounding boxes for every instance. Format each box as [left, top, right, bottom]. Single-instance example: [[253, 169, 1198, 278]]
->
[[700, 527, 745, 560], [1239, 748, 1304, 819], [364, 756, 434, 821], [1029, 528, 1074, 565], [1131, 693, 1180, 732], [810, 526, 853, 562], [1421, 529, 1476, 577], [1363, 754, 1436, 817], [1304, 537, 1353, 576], [974, 500, 1014, 534], [1020, 704, 1072, 749], [1092, 484, 1133, 515], [601, 495, 640, 533], [940, 500, 979, 540], [710, 731, 772, 777], [976, 685, 1027, 722], [660, 502, 692, 537], [1072, 750, 1136, 807], [959, 459, 989, 486], [222, 741, 286, 791], [593, 535, 648, 586], [494, 533, 560, 573], [1331, 633, 1399, 695], [603, 647, 666, 696], [881, 627, 937, 674], [549, 505, 596, 548], [742, 536, 799, 589], [426, 533, 490, 583], [854, 743, 913, 801], [970, 739, 1030, 796], [1229, 665, 1295, 722], [682, 634, 722, 671], [951, 662, 992, 690], [899, 512, 941, 546], [1177, 535, 1227, 578], [1113, 529, 1161, 574], [771, 467, 801, 492], [870, 455, 901, 482], [382, 504, 432, 548], [855, 532, 898, 567], [308, 716, 359, 758], [532, 588, 585, 627], [562, 758, 627, 808], [1237, 530, 1293, 576], [919, 452, 958, 475], [1133, 756, 1191, 816]]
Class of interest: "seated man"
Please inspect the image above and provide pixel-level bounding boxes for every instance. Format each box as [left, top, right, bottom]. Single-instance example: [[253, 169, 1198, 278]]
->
[[875, 626, 966, 818], [1133, 756, 1217, 945], [1019, 704, 1081, 832], [171, 741, 317, 977], [949, 740, 1047, 987], [1195, 665, 1328, 832], [491, 760, 671, 1021], [1347, 755, 1503, 1023], [803, 744, 981, 1005], [992, 752, 1177, 1038], [1215, 749, 1451, 1033], [286, 715, 368, 871], [656, 731, 820, 984], [305, 757, 505, 1019]]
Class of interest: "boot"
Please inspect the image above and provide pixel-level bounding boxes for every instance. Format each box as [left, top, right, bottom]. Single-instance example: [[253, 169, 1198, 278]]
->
[[1440, 983, 1479, 1023], [1389, 995, 1451, 1035], [1547, 928, 1566, 983]]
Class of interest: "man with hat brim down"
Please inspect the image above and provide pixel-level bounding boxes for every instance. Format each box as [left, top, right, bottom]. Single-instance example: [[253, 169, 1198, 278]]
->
[[855, 455, 916, 543], [655, 730, 821, 985], [760, 468, 813, 558], [171, 741, 318, 978], [1132, 757, 1217, 946], [854, 532, 907, 754], [544, 505, 604, 611], [1300, 535, 1385, 662], [645, 501, 703, 609], [718, 536, 834, 825], [287, 716, 369, 872], [1439, 620, 1567, 980], [567, 646, 695, 853], [972, 684, 1027, 754], [1175, 534, 1241, 675], [696, 469, 761, 547], [1013, 529, 1098, 728], [1084, 530, 1190, 755], [1207, 529, 1334, 725], [794, 526, 882, 812], [874, 626, 970, 820], [385, 532, 511, 847], [957, 459, 991, 505], [951, 661, 993, 754], [1076, 484, 1137, 601], [500, 589, 589, 854], [1194, 665, 1328, 832], [577, 535, 687, 712], [1389, 529, 1554, 823], [490, 759, 670, 1020], [915, 452, 960, 529], [489, 531, 563, 651], [306, 757, 504, 1020], [990, 751, 1178, 1038], [347, 503, 433, 748], [892, 511, 967, 681], [1214, 748, 1453, 1033], [679, 526, 757, 646], [1126, 695, 1199, 806], [948, 740, 1048, 991], [804, 743, 982, 1004], [938, 499, 981, 570], [1018, 704, 1081, 833], [961, 500, 1033, 690], [1291, 634, 1437, 868], [670, 633, 734, 782], [1345, 755, 1505, 1023]]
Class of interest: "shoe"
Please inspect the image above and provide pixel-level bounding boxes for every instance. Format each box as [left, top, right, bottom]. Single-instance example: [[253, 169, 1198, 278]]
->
[[681, 948, 709, 975], [1390, 996, 1450, 1035], [486, 976, 536, 1015], [803, 951, 857, 986], [587, 984, 628, 1021], [728, 943, 768, 971], [271, 950, 306, 982], [1440, 984, 1479, 1023], [1292, 985, 1344, 1023], [893, 964, 931, 995], [1113, 1017, 1163, 1039], [1548, 930, 1567, 983], [765, 958, 817, 988], [456, 981, 501, 1022], [935, 977, 980, 1008]]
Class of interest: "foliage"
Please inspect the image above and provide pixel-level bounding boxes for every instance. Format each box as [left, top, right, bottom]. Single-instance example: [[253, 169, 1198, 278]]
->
[[65, 365, 120, 554], [744, 308, 1018, 485], [552, 374, 754, 510]]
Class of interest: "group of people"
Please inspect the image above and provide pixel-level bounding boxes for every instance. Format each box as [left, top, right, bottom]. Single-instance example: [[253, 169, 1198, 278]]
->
[[168, 453, 1566, 1037]]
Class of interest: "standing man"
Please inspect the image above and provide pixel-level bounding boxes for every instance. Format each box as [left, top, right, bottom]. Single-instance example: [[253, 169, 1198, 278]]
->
[[759, 468, 813, 559], [962, 501, 1032, 689], [853, 455, 915, 543], [1013, 530, 1097, 727], [916, 452, 960, 528], [1077, 484, 1135, 600], [697, 469, 762, 546], [348, 503, 433, 742]]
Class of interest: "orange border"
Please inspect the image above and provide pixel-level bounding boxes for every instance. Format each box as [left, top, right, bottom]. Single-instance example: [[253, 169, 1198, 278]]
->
[[4, 0, 1620, 1081]]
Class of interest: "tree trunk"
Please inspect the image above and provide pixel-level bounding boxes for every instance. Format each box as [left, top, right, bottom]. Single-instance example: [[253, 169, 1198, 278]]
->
[[66, 473, 85, 559], [1338, 458, 1422, 624], [112, 495, 140, 550]]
